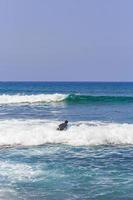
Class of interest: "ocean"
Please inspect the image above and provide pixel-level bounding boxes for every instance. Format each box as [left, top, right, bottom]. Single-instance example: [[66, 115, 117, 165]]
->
[[0, 82, 133, 200]]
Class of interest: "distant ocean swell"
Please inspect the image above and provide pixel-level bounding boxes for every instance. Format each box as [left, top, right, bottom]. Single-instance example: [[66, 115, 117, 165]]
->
[[0, 93, 133, 104], [0, 119, 133, 146]]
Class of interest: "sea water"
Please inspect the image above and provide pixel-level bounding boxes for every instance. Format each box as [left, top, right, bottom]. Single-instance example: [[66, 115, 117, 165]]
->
[[0, 82, 133, 200]]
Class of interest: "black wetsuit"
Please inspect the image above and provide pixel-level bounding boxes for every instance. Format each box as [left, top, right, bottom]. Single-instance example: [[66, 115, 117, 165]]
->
[[57, 122, 68, 131]]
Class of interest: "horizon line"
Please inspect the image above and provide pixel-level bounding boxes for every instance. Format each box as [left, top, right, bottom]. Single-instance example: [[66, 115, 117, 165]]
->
[[0, 80, 133, 83]]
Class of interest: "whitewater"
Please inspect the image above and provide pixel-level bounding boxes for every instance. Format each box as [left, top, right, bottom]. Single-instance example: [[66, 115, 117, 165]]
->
[[0, 93, 67, 104], [1, 93, 133, 105], [0, 82, 133, 200], [0, 119, 133, 146]]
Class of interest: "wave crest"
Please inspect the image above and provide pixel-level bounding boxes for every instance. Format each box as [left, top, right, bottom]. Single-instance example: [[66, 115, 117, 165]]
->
[[0, 120, 133, 146], [0, 94, 67, 104], [0, 93, 132, 104], [66, 94, 133, 104]]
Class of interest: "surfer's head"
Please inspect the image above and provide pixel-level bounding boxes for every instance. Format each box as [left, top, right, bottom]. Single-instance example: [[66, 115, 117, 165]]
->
[[65, 120, 68, 124]]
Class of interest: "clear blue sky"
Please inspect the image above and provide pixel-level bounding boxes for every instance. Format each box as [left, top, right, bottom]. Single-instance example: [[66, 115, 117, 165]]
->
[[0, 0, 133, 81]]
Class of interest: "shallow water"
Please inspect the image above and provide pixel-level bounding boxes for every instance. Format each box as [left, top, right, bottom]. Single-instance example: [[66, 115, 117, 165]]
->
[[0, 82, 133, 199], [0, 145, 133, 200]]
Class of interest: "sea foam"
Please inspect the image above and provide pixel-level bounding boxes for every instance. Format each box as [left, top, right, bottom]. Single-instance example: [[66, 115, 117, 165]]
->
[[0, 119, 133, 146], [0, 93, 133, 105], [0, 94, 67, 104]]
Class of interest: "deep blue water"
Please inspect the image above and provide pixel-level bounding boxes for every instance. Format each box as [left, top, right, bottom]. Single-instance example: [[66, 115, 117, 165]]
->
[[0, 82, 133, 200]]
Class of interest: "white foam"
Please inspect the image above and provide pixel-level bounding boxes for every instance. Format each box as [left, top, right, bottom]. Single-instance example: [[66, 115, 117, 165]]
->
[[0, 161, 41, 181], [0, 94, 67, 104], [0, 119, 133, 146], [0, 188, 17, 200]]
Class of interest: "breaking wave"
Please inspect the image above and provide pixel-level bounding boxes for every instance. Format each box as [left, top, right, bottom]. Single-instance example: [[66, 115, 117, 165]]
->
[[0, 94, 67, 104], [0, 93, 133, 105], [66, 94, 133, 104], [0, 119, 133, 146]]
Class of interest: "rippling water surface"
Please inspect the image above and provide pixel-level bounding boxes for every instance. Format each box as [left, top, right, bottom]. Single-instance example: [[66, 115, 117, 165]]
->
[[0, 82, 133, 199]]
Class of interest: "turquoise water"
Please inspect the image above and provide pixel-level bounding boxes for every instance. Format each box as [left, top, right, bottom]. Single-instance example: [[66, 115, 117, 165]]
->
[[0, 82, 133, 199]]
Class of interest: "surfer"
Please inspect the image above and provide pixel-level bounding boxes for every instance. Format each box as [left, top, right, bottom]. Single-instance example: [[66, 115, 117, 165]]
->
[[57, 120, 68, 131]]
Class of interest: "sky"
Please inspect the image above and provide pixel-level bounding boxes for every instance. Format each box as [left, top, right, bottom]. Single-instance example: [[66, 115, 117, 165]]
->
[[0, 0, 133, 81]]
